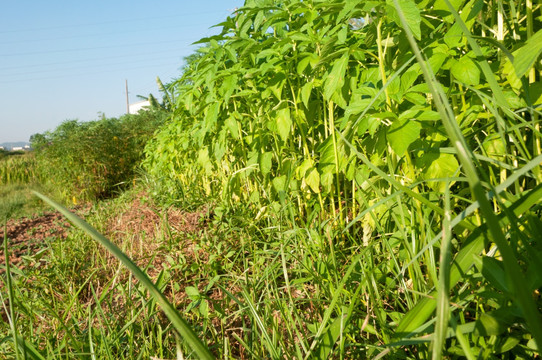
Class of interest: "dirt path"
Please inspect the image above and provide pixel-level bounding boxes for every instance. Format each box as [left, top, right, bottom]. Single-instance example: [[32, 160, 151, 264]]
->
[[0, 212, 72, 274], [0, 193, 206, 275]]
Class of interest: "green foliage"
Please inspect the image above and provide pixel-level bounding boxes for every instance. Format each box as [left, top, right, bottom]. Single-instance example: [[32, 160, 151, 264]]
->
[[3, 0, 541, 358], [141, 0, 542, 358], [32, 110, 167, 202]]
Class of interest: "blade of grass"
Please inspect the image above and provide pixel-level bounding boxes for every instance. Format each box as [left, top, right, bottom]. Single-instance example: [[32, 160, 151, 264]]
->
[[432, 181, 453, 359], [240, 288, 281, 359], [304, 251, 365, 359], [15, 336, 46, 360], [88, 306, 96, 360], [32, 191, 214, 360], [450, 316, 476, 360], [89, 282, 114, 360], [396, 181, 542, 335], [3, 222, 22, 360]]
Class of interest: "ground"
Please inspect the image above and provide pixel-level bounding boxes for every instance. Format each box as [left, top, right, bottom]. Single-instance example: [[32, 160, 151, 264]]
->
[[0, 192, 254, 358], [0, 211, 72, 275], [0, 192, 205, 276]]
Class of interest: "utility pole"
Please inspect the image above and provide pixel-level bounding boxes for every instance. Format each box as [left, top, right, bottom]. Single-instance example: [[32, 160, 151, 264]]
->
[[125, 79, 130, 114]]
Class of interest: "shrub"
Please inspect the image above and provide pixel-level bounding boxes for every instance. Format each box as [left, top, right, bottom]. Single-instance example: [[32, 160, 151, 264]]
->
[[32, 110, 167, 202]]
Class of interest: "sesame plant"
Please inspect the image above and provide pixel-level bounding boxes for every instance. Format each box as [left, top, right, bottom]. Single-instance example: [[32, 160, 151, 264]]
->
[[143, 0, 542, 357]]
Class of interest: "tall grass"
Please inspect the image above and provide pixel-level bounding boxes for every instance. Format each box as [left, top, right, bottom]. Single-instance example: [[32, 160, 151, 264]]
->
[[0, 153, 40, 186], [1, 187, 208, 358], [33, 191, 214, 359]]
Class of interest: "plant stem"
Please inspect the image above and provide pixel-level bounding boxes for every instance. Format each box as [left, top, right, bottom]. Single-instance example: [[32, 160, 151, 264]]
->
[[3, 222, 21, 360], [329, 100, 343, 225], [377, 18, 392, 109]]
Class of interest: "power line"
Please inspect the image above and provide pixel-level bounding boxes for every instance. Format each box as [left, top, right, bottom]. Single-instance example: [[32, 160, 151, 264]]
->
[[1, 55, 185, 78], [0, 23, 209, 46], [1, 38, 198, 57], [0, 61, 182, 84], [0, 48, 189, 71], [0, 10, 234, 35]]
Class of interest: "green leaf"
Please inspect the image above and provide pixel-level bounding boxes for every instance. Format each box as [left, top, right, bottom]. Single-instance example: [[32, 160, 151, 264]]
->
[[301, 81, 313, 108], [433, 0, 464, 20], [496, 337, 521, 354], [483, 135, 506, 159], [318, 137, 337, 173], [451, 56, 480, 86], [296, 158, 314, 179], [477, 256, 508, 293], [529, 82, 542, 105], [420, 152, 460, 192], [400, 69, 420, 95], [387, 0, 422, 40], [320, 171, 334, 190], [225, 115, 240, 139], [221, 74, 237, 103], [272, 175, 287, 193], [404, 92, 427, 105], [185, 286, 201, 298], [502, 56, 523, 90], [345, 98, 373, 120], [446, 0, 482, 47], [274, 107, 292, 142], [425, 152, 459, 178], [387, 118, 421, 156], [305, 168, 321, 193], [259, 152, 273, 175], [475, 313, 509, 336], [204, 102, 220, 128], [337, 26, 348, 44], [513, 29, 542, 78], [313, 316, 345, 359], [297, 55, 312, 75], [268, 72, 287, 100], [324, 52, 349, 100], [197, 148, 213, 175], [199, 300, 209, 318]]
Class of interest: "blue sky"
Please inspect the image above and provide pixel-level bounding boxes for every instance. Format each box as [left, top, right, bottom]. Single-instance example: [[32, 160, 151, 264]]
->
[[0, 1, 245, 143]]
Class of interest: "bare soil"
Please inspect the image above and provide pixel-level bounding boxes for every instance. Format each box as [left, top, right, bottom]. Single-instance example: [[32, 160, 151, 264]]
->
[[0, 211, 73, 274], [0, 192, 206, 275]]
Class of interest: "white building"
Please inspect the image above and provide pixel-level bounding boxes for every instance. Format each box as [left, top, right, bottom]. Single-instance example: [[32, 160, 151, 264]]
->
[[129, 100, 151, 114]]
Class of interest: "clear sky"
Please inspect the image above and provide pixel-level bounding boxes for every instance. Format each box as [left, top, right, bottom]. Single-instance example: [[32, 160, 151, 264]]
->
[[0, 0, 245, 143]]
